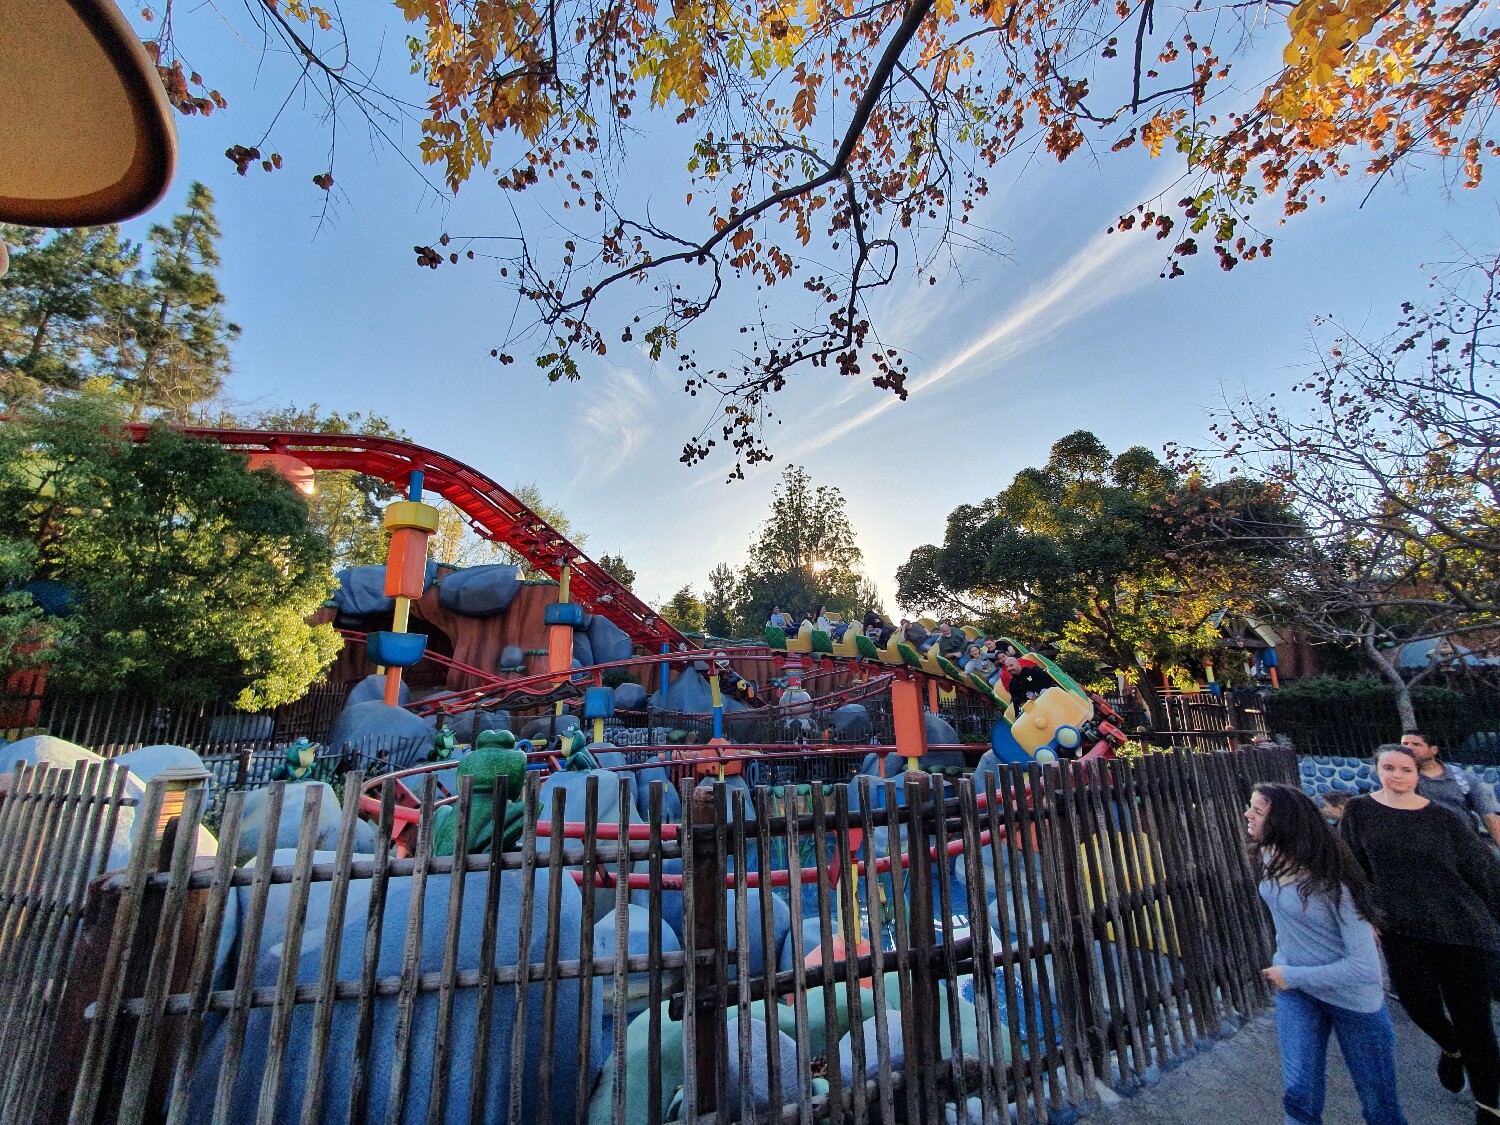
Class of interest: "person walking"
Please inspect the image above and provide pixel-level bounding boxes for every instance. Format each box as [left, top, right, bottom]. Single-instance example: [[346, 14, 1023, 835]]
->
[[1341, 743, 1500, 1124], [1246, 783, 1408, 1125], [1401, 729, 1500, 852]]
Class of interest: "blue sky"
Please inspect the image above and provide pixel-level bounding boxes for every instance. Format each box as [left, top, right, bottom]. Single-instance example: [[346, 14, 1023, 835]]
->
[[121, 6, 1500, 613]]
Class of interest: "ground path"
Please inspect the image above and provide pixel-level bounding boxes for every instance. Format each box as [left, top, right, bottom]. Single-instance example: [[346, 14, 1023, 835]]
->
[[1084, 1003, 1477, 1124]]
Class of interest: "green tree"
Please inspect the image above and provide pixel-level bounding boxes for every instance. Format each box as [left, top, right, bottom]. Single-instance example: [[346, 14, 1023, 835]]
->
[[597, 553, 636, 590], [248, 404, 408, 568], [114, 182, 240, 419], [0, 225, 139, 403], [703, 562, 737, 637], [733, 465, 866, 631], [0, 393, 339, 707], [896, 431, 1291, 722], [660, 585, 706, 634]]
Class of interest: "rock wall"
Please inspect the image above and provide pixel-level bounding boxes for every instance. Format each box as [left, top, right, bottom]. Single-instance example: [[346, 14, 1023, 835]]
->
[[1298, 752, 1500, 796]]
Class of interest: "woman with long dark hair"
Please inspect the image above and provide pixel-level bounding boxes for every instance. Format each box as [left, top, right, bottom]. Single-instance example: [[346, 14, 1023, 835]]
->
[[1246, 782, 1407, 1125], [1342, 744, 1500, 1124]]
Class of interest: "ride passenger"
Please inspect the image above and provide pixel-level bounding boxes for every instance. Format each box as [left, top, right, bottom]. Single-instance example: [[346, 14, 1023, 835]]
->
[[1246, 783, 1408, 1125], [768, 605, 789, 629], [999, 653, 1056, 706], [935, 621, 967, 660], [1341, 743, 1500, 1124]]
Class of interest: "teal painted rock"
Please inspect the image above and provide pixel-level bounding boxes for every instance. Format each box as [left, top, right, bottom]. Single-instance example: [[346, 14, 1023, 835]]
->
[[188, 864, 600, 1124]]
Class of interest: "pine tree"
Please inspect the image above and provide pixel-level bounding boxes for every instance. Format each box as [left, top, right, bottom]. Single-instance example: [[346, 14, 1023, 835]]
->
[[116, 182, 240, 419], [0, 224, 139, 403]]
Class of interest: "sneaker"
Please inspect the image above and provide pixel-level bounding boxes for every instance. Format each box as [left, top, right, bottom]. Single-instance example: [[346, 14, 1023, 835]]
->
[[1441, 1051, 1466, 1093]]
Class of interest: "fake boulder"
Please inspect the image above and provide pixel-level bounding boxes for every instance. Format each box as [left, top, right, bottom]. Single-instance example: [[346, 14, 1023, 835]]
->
[[586, 616, 633, 665], [830, 704, 872, 741], [329, 701, 429, 763], [613, 682, 648, 711], [235, 782, 344, 865], [346, 672, 408, 708], [436, 564, 522, 617], [664, 667, 714, 714], [185, 864, 601, 1124], [592, 904, 683, 1014]]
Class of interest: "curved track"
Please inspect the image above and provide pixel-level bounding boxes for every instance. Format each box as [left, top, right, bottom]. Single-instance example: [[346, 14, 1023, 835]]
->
[[122, 423, 688, 648]]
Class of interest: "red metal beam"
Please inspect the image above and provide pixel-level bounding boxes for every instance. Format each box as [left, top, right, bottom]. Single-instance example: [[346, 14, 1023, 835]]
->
[[122, 424, 689, 649]]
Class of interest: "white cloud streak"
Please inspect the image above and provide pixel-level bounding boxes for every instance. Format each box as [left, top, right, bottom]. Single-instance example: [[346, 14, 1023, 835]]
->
[[787, 219, 1164, 454], [569, 364, 654, 488]]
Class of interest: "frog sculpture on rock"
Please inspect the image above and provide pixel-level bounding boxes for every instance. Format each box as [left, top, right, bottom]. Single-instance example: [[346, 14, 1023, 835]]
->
[[269, 738, 321, 782]]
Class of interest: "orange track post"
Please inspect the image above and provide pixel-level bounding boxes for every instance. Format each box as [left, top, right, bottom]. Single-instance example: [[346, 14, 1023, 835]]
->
[[892, 678, 928, 766]]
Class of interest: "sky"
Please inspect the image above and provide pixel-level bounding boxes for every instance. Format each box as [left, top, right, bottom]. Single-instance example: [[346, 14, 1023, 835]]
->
[[115, 4, 1500, 613]]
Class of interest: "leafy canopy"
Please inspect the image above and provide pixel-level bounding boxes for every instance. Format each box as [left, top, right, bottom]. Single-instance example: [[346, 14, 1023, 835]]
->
[[0, 393, 340, 708], [1183, 252, 1500, 725], [896, 430, 1292, 706]]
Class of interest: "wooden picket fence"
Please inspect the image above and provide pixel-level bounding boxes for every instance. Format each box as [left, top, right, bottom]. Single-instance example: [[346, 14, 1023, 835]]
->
[[0, 744, 1295, 1124]]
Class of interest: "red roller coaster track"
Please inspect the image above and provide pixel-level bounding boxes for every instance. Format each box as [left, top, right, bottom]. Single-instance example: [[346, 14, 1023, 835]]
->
[[122, 424, 689, 649]]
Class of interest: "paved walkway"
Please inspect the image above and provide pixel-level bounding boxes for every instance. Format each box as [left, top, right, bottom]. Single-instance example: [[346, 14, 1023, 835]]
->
[[1083, 1003, 1477, 1124]]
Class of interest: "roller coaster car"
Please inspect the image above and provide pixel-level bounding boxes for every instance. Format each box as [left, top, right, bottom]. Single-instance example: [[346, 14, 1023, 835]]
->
[[876, 633, 906, 665], [714, 666, 766, 708], [766, 621, 819, 653], [1010, 687, 1094, 757], [831, 627, 880, 661]]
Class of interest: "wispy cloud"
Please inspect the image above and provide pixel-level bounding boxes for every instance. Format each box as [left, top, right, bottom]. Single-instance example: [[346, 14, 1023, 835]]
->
[[787, 220, 1163, 453], [569, 363, 655, 488]]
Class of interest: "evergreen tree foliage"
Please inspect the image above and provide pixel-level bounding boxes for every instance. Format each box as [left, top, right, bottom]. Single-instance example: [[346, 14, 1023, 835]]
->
[[660, 585, 706, 634], [115, 182, 240, 418], [597, 553, 636, 590], [732, 466, 867, 631], [702, 562, 737, 637], [0, 225, 139, 403]]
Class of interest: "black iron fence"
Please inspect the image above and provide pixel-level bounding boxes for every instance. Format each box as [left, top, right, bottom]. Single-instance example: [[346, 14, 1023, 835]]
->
[[0, 743, 1295, 1125], [0, 682, 352, 758], [1263, 685, 1500, 764]]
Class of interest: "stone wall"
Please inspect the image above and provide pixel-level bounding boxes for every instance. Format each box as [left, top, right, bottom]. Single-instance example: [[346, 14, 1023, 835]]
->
[[1298, 753, 1500, 796]]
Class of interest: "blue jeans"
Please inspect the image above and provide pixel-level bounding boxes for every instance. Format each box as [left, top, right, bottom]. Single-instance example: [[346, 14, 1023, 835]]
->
[[1276, 989, 1408, 1125]]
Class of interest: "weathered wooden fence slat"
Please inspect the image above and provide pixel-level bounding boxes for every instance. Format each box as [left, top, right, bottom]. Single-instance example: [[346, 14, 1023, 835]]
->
[[0, 745, 1299, 1125]]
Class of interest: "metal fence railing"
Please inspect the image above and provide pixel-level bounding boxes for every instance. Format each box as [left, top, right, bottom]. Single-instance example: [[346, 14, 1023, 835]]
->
[[1263, 688, 1500, 764], [0, 683, 352, 758], [0, 743, 1296, 1125]]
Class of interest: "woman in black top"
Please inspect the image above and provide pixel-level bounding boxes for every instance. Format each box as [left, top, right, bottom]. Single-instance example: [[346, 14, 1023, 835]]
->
[[1341, 743, 1500, 1125]]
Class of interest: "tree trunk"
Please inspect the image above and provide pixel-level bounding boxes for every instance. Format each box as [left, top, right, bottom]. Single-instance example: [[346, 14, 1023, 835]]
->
[[1363, 631, 1417, 731], [1131, 670, 1164, 735]]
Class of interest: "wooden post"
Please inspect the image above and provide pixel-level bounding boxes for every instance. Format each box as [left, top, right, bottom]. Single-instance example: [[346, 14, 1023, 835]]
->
[[903, 771, 942, 1117], [688, 781, 720, 1118]]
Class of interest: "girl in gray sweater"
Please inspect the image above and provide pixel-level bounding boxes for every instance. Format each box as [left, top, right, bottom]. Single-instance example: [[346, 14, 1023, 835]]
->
[[1247, 783, 1408, 1125]]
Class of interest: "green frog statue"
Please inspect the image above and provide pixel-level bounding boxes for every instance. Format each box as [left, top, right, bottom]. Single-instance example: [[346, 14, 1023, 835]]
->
[[432, 729, 530, 855], [270, 738, 320, 782], [428, 715, 457, 761]]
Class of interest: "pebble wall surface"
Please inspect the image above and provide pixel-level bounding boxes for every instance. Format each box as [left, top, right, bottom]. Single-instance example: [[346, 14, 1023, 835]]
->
[[1298, 753, 1500, 796]]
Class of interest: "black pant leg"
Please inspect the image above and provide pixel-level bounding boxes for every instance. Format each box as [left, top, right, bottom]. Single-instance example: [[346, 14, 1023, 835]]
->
[[1435, 943, 1500, 1107], [1383, 935, 1460, 1054]]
